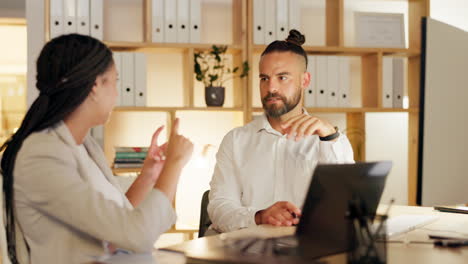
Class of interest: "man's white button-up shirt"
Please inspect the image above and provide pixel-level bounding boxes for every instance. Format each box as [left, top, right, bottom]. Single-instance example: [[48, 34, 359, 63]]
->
[[208, 112, 355, 233]]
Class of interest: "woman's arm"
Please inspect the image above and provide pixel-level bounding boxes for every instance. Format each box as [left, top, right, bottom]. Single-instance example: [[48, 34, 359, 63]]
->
[[125, 118, 193, 207]]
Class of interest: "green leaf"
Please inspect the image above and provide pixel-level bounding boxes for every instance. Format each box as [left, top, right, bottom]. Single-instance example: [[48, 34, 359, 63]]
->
[[209, 74, 218, 82], [240, 61, 250, 78], [194, 63, 202, 75]]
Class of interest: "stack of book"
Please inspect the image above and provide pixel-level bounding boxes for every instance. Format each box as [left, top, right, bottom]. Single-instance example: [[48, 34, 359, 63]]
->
[[113, 147, 148, 169]]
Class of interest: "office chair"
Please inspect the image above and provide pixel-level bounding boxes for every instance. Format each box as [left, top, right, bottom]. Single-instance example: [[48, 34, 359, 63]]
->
[[198, 190, 212, 238]]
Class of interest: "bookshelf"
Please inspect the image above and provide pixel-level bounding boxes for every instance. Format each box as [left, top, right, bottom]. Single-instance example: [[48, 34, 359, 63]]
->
[[35, 0, 429, 238], [248, 0, 427, 204]]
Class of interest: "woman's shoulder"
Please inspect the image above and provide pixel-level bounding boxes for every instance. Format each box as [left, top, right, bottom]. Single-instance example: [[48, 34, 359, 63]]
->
[[18, 127, 73, 162]]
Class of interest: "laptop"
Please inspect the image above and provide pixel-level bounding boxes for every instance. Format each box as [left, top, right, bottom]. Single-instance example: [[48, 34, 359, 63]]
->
[[228, 161, 392, 260]]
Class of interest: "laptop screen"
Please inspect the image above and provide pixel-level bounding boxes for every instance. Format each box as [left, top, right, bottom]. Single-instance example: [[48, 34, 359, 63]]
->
[[296, 161, 391, 259]]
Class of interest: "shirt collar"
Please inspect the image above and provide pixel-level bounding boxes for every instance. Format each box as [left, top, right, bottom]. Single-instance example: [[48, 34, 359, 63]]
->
[[254, 108, 310, 134]]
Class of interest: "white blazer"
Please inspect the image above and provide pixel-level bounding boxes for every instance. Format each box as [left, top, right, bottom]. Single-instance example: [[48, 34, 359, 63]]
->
[[10, 121, 176, 263]]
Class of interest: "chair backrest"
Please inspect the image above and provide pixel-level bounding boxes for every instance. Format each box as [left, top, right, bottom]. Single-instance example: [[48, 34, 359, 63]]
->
[[198, 190, 211, 238]]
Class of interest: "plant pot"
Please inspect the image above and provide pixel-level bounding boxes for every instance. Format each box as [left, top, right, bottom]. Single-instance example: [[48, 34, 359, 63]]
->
[[205, 86, 225, 107]]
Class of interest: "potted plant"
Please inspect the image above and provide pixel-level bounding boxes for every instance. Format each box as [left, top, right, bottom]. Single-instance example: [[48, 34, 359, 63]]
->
[[194, 45, 249, 107]]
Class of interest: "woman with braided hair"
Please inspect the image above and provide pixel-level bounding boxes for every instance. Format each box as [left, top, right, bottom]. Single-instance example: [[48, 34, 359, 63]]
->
[[0, 34, 193, 263]]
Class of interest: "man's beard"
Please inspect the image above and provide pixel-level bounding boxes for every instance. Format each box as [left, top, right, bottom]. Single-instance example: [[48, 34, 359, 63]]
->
[[262, 88, 302, 118]]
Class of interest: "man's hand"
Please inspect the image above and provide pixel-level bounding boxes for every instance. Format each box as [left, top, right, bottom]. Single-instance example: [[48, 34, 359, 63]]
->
[[281, 114, 337, 141], [255, 201, 302, 226]]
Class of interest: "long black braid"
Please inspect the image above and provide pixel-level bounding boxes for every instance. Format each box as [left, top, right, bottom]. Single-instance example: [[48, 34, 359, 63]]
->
[[0, 34, 113, 263]]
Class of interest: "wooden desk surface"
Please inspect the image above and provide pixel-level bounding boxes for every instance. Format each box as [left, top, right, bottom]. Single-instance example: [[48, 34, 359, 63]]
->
[[163, 205, 468, 264]]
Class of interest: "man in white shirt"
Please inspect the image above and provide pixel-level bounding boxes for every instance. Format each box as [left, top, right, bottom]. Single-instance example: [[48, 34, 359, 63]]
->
[[208, 30, 354, 233]]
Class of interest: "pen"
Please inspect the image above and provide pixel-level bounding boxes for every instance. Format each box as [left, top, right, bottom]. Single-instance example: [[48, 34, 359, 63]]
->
[[434, 240, 468, 248]]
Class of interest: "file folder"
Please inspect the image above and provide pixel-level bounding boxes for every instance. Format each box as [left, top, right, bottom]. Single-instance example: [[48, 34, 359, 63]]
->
[[253, 0, 265, 45], [338, 57, 350, 107], [64, 0, 77, 34], [50, 0, 64, 39], [113, 52, 123, 107], [288, 0, 301, 32], [76, 0, 90, 35], [164, 0, 177, 43], [189, 0, 201, 43], [316, 56, 328, 107], [134, 53, 147, 107], [276, 0, 288, 41], [392, 58, 404, 108], [152, 0, 165, 42], [327, 56, 339, 107], [121, 52, 135, 107], [90, 0, 103, 40], [382, 57, 393, 108], [264, 0, 276, 44], [304, 55, 316, 107], [177, 0, 189, 43]]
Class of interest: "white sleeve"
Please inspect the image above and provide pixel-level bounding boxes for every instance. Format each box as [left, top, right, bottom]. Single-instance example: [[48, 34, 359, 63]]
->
[[14, 138, 176, 253], [317, 132, 355, 163], [207, 132, 257, 233]]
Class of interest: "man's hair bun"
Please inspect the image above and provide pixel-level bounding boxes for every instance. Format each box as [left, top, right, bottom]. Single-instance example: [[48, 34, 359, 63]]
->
[[285, 29, 305, 46]]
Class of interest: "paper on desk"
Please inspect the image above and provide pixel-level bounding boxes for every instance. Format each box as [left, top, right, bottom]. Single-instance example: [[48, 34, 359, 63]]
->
[[425, 218, 468, 240]]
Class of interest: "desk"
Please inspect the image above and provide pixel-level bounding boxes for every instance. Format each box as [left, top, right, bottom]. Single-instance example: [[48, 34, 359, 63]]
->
[[163, 205, 468, 263], [93, 205, 468, 263]]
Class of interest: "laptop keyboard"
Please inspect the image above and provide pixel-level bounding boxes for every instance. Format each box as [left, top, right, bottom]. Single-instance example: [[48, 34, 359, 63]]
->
[[225, 236, 299, 256]]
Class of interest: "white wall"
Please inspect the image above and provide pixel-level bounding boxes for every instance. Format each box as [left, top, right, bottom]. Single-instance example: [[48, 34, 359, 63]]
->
[[431, 0, 468, 32]]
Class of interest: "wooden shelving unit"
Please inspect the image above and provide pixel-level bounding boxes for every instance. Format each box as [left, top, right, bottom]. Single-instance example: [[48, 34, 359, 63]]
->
[[253, 45, 421, 57], [252, 107, 419, 114], [41, 0, 429, 240], [87, 0, 428, 207], [105, 41, 244, 54], [247, 0, 429, 205], [113, 106, 245, 113]]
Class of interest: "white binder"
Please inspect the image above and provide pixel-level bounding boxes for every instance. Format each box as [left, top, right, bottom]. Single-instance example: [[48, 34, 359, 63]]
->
[[113, 52, 123, 107], [63, 0, 77, 34], [121, 52, 135, 107], [189, 0, 201, 43], [134, 53, 147, 107], [382, 57, 393, 108], [50, 0, 64, 39], [327, 56, 339, 107], [152, 0, 165, 42], [264, 0, 276, 44], [316, 56, 328, 107], [90, 0, 103, 40], [288, 0, 301, 32], [393, 58, 404, 108], [276, 0, 288, 41], [164, 0, 177, 43], [338, 57, 351, 107], [76, 0, 90, 35], [177, 0, 189, 43], [253, 0, 265, 45], [304, 55, 316, 107]]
